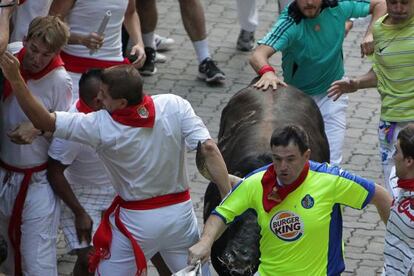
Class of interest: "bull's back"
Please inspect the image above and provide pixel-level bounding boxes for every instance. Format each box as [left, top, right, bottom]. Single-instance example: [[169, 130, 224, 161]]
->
[[218, 85, 329, 174]]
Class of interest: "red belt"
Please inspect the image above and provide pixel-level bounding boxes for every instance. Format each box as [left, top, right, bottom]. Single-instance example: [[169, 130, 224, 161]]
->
[[89, 190, 191, 276], [60, 51, 130, 74], [0, 160, 48, 276]]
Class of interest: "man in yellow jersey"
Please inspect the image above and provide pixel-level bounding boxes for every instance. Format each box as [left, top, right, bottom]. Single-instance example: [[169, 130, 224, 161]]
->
[[328, 0, 414, 196], [189, 124, 392, 276]]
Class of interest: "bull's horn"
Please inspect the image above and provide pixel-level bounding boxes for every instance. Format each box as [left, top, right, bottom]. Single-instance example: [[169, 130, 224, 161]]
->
[[196, 141, 213, 181]]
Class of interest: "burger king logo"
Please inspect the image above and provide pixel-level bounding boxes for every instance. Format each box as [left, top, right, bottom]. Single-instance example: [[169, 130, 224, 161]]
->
[[270, 211, 304, 241]]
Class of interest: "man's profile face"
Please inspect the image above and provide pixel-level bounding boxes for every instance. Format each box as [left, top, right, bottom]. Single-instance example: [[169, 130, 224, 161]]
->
[[386, 0, 414, 22], [271, 142, 310, 185], [296, 0, 323, 18], [81, 78, 104, 111], [97, 83, 125, 113], [22, 37, 56, 73], [394, 140, 408, 179]]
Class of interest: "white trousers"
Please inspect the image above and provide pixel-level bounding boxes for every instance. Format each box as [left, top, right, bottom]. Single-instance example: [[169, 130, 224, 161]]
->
[[236, 0, 258, 32], [311, 94, 348, 166], [0, 170, 60, 276], [96, 200, 210, 276]]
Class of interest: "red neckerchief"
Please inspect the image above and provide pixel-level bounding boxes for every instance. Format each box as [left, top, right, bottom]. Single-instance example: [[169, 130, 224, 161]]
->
[[75, 98, 94, 114], [111, 95, 155, 128], [2, 47, 64, 101], [261, 162, 310, 212], [19, 0, 26, 5], [397, 178, 414, 191]]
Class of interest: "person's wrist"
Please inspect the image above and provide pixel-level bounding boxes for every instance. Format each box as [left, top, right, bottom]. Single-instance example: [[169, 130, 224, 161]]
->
[[74, 207, 87, 217], [349, 78, 359, 91], [258, 64, 276, 76], [10, 73, 25, 85]]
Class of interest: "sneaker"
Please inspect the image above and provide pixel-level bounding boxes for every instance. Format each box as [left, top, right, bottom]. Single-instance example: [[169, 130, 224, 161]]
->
[[154, 34, 175, 51], [236, 29, 255, 52], [155, 52, 167, 63], [198, 58, 226, 83], [139, 47, 157, 76]]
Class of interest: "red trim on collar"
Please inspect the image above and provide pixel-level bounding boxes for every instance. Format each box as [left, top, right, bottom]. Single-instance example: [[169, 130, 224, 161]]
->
[[397, 178, 414, 191], [261, 161, 310, 212], [3, 47, 64, 101], [75, 99, 94, 114], [111, 95, 155, 128]]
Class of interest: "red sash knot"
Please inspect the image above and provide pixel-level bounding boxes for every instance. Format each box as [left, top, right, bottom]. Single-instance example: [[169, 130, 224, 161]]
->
[[0, 159, 48, 275], [89, 190, 191, 276]]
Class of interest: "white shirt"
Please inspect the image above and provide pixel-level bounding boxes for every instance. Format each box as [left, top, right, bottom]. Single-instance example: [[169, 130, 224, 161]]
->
[[10, 0, 53, 42], [63, 0, 128, 61], [48, 104, 114, 197], [54, 94, 210, 201], [1, 45, 72, 168]]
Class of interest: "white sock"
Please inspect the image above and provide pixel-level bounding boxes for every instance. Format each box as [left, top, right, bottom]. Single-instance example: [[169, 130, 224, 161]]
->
[[142, 32, 155, 49], [193, 39, 210, 63]]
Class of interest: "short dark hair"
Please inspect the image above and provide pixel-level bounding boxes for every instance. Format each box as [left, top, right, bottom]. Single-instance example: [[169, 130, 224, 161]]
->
[[79, 68, 103, 104], [100, 65, 143, 105], [398, 124, 414, 159], [270, 124, 310, 154]]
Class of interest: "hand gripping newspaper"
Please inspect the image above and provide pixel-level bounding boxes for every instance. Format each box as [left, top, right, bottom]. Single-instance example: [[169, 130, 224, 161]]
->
[[172, 261, 202, 276]]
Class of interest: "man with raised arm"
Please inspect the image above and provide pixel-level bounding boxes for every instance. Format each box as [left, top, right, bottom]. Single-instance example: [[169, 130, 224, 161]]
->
[[250, 0, 386, 166], [0, 15, 72, 275], [0, 59, 231, 275]]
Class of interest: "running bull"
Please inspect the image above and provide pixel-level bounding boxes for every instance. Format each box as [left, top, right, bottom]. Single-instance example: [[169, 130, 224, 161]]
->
[[197, 80, 330, 275]]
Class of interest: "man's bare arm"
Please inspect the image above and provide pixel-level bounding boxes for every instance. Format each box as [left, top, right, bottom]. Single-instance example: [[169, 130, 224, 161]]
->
[[0, 1, 15, 55], [249, 45, 287, 90], [360, 0, 387, 56], [48, 157, 93, 244], [200, 139, 232, 198], [328, 68, 377, 101], [370, 183, 392, 224], [188, 214, 228, 265]]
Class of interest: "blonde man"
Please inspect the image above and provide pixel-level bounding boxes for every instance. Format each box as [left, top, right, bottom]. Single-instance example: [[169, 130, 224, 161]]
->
[[0, 16, 72, 275]]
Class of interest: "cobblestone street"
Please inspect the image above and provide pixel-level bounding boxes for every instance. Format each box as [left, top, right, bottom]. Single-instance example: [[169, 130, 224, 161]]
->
[[57, 0, 385, 275]]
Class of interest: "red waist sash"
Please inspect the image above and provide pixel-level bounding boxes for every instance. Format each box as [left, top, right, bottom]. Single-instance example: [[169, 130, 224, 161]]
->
[[89, 190, 191, 276], [0, 160, 48, 275], [60, 51, 130, 74]]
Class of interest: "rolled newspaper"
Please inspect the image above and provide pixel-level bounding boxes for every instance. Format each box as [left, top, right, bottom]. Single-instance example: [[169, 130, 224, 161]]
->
[[89, 10, 111, 56]]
